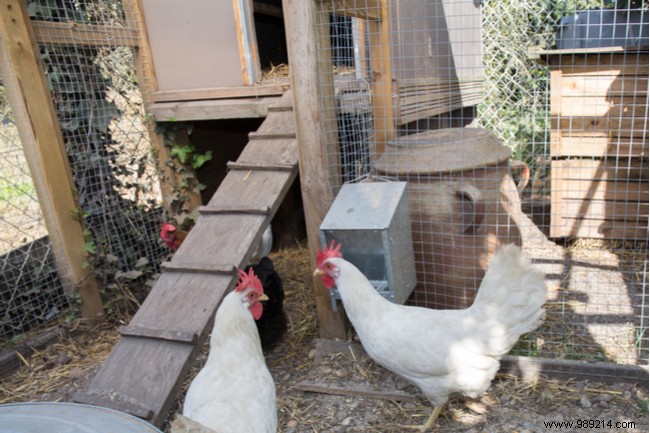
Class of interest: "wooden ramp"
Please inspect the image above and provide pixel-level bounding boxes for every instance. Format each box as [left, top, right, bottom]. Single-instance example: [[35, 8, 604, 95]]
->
[[75, 92, 298, 426]]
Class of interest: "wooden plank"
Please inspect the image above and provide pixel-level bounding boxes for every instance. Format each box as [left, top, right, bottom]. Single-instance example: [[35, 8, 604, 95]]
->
[[283, 0, 347, 339], [198, 204, 271, 215], [557, 95, 647, 118], [206, 169, 297, 214], [294, 381, 418, 402], [549, 70, 563, 117], [561, 179, 649, 202], [250, 109, 298, 138], [560, 75, 647, 98], [0, 1, 104, 323], [550, 159, 648, 239], [559, 199, 649, 223], [151, 84, 289, 102], [30, 20, 139, 47], [127, 272, 233, 338], [149, 97, 279, 121], [553, 159, 649, 182], [325, 0, 382, 19], [551, 134, 647, 158], [120, 325, 198, 344], [367, 0, 394, 153], [554, 115, 647, 136], [172, 213, 268, 268], [236, 138, 298, 167], [396, 81, 485, 125], [77, 337, 195, 425], [232, 0, 260, 85], [227, 161, 295, 171], [160, 261, 236, 274], [552, 217, 648, 239], [542, 52, 649, 75], [500, 355, 648, 387]]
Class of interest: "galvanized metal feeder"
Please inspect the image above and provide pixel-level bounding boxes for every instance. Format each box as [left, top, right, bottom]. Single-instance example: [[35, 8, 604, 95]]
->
[[319, 181, 416, 309]]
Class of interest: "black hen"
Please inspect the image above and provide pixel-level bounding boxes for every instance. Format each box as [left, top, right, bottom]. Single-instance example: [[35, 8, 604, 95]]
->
[[245, 256, 287, 351]]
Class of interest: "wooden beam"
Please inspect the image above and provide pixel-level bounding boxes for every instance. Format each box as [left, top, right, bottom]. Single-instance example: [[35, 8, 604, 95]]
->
[[325, 0, 382, 20], [151, 83, 289, 102], [283, 0, 346, 339], [148, 97, 279, 121], [294, 381, 418, 402], [30, 20, 139, 47], [232, 0, 260, 85], [367, 0, 394, 154], [0, 0, 104, 323]]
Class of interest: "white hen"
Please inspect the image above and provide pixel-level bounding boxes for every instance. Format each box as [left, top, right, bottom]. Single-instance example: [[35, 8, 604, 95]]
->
[[181, 268, 277, 433], [315, 241, 546, 432]]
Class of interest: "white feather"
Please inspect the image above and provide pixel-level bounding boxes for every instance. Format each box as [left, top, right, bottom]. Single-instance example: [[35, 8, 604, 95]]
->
[[324, 243, 547, 408], [183, 289, 277, 433]]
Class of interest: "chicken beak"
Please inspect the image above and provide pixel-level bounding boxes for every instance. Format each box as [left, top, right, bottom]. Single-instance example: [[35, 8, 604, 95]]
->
[[259, 293, 269, 302], [313, 268, 324, 277]]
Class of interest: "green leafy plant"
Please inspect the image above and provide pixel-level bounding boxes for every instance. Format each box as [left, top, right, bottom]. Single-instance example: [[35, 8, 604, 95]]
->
[[157, 121, 212, 229]]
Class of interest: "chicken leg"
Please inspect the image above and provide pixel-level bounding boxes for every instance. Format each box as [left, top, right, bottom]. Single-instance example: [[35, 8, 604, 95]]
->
[[400, 402, 445, 432]]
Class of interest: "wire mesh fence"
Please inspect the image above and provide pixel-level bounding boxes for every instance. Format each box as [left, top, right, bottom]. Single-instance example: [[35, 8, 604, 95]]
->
[[0, 0, 647, 376], [0, 0, 165, 344], [315, 0, 648, 367]]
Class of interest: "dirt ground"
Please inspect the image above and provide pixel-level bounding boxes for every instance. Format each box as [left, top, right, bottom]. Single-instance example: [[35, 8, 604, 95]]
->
[[1, 243, 648, 433]]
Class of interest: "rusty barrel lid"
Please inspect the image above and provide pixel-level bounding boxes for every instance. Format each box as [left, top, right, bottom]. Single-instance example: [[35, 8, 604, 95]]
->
[[373, 128, 511, 175]]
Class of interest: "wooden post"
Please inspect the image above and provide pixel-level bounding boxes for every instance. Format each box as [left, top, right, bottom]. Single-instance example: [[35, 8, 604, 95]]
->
[[283, 0, 346, 339], [367, 0, 394, 155], [0, 0, 104, 323], [123, 0, 203, 215]]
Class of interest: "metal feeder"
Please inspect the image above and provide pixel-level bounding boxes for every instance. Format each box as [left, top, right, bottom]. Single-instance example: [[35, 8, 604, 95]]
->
[[319, 181, 416, 310]]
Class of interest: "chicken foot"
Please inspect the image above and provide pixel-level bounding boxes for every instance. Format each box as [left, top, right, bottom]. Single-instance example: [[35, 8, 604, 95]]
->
[[399, 402, 446, 432]]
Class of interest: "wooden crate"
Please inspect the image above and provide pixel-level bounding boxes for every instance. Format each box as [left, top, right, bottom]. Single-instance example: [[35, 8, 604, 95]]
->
[[539, 47, 648, 239]]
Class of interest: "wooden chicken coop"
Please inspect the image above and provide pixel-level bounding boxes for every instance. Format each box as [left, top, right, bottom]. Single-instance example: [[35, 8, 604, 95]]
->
[[537, 46, 649, 240], [139, 0, 289, 120]]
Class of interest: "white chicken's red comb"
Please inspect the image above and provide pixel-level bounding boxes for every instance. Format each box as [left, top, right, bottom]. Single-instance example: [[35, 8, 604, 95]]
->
[[316, 240, 342, 267], [235, 268, 264, 295]]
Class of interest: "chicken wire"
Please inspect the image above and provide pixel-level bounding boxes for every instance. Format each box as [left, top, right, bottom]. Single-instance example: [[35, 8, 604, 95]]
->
[[315, 0, 648, 367], [0, 0, 166, 344]]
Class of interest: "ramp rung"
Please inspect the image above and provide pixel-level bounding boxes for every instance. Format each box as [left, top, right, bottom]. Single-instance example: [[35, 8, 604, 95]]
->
[[120, 325, 198, 344], [198, 205, 271, 215], [227, 161, 295, 171], [161, 261, 236, 275]]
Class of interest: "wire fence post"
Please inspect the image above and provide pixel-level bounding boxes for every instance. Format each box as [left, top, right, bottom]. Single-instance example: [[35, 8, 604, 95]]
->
[[0, 0, 104, 324]]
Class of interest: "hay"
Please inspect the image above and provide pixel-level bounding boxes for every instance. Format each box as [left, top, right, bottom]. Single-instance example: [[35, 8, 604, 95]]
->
[[0, 321, 120, 405], [2, 241, 646, 433]]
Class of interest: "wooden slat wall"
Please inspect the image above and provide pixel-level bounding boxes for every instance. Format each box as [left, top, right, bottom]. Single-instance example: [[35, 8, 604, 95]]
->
[[546, 50, 648, 239], [389, 0, 484, 126], [550, 159, 649, 239], [395, 77, 484, 125], [76, 92, 299, 426]]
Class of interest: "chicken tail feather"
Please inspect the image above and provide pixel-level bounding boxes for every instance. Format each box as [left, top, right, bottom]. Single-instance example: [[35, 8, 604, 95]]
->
[[471, 244, 547, 357]]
